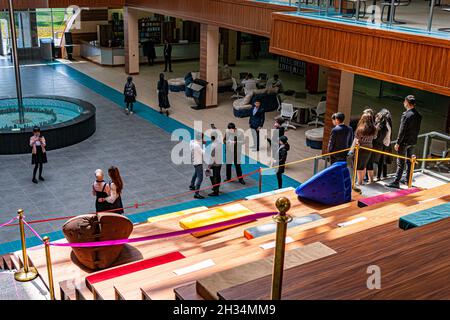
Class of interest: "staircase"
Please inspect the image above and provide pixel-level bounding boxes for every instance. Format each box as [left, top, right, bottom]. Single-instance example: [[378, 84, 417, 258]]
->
[[23, 182, 450, 300], [0, 253, 50, 300]]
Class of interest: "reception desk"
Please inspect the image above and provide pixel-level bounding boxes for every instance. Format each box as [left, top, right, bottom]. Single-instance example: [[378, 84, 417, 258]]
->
[[80, 41, 200, 66]]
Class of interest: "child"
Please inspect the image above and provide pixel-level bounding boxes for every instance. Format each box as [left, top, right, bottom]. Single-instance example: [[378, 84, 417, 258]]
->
[[124, 76, 137, 115], [275, 136, 290, 189]]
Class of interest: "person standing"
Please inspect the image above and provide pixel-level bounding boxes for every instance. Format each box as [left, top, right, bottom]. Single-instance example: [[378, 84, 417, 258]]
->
[[163, 39, 173, 72], [92, 169, 110, 213], [372, 109, 393, 181], [353, 113, 377, 185], [143, 39, 156, 66], [124, 76, 137, 115], [189, 133, 205, 199], [224, 123, 246, 185], [157, 73, 170, 116], [30, 127, 47, 184], [387, 95, 422, 188], [249, 99, 265, 151], [275, 136, 290, 189], [328, 112, 354, 164], [206, 134, 222, 196], [98, 166, 124, 214]]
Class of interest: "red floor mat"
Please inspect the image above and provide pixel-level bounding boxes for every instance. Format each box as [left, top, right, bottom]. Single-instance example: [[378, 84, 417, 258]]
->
[[86, 251, 185, 285]]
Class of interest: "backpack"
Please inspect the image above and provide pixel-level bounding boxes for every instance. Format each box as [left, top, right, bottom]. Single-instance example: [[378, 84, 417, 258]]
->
[[125, 83, 135, 97]]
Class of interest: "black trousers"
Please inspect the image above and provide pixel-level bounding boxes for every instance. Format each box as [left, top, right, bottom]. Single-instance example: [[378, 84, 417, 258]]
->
[[251, 128, 260, 151], [210, 165, 222, 194], [226, 162, 243, 181], [126, 102, 134, 112], [276, 171, 283, 189], [394, 145, 415, 184], [164, 56, 172, 71], [33, 163, 43, 179]]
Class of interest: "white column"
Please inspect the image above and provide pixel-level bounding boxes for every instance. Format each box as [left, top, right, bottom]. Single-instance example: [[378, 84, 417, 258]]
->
[[338, 70, 354, 125], [124, 6, 139, 75], [200, 24, 219, 108]]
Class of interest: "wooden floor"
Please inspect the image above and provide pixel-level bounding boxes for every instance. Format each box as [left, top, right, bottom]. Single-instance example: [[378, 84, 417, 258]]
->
[[26, 183, 450, 300], [218, 217, 450, 300]]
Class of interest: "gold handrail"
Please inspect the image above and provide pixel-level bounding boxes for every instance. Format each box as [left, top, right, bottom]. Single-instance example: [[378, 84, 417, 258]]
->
[[262, 147, 353, 171]]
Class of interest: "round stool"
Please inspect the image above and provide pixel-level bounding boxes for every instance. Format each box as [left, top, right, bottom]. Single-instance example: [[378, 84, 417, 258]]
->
[[305, 127, 324, 150]]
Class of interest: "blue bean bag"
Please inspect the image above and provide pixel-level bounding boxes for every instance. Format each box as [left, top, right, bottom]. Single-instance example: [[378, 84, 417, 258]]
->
[[295, 161, 351, 205]]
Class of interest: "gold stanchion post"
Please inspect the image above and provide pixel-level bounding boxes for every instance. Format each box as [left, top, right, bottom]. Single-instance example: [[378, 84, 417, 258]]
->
[[408, 155, 416, 188], [351, 144, 361, 193], [14, 209, 38, 282], [271, 197, 292, 300], [258, 167, 262, 193], [43, 236, 55, 300]]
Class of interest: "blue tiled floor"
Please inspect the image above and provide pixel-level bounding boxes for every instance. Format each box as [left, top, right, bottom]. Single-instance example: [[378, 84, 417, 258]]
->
[[0, 62, 300, 255]]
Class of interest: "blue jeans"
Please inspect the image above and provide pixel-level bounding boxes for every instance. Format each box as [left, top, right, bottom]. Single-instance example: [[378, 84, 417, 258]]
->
[[190, 164, 203, 193]]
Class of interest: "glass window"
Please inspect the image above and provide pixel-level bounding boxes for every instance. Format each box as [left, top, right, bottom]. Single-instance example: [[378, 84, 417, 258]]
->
[[36, 8, 73, 46]]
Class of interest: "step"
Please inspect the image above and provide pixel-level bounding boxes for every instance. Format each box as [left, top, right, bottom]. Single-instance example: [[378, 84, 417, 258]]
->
[[0, 254, 14, 270], [357, 187, 421, 207], [10, 253, 22, 270], [59, 279, 78, 300], [173, 282, 204, 300], [75, 281, 94, 300]]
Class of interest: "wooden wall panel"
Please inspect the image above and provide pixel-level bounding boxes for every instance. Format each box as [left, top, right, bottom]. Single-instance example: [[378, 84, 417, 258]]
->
[[80, 8, 108, 21], [270, 14, 450, 96], [125, 0, 296, 37], [322, 68, 341, 153], [0, 0, 124, 9], [0, 0, 48, 9]]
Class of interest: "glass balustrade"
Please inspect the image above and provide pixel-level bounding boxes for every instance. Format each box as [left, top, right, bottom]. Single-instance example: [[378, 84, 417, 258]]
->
[[255, 0, 450, 38]]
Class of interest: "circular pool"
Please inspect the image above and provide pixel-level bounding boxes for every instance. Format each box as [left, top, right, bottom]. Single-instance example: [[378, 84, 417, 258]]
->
[[0, 96, 96, 154]]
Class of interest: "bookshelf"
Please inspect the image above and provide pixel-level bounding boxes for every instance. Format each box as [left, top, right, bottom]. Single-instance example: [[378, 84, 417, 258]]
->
[[139, 17, 162, 44]]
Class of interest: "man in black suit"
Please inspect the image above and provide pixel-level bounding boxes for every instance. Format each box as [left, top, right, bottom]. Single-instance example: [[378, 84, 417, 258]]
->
[[163, 39, 173, 72], [328, 112, 354, 164], [224, 123, 246, 185], [249, 99, 265, 151], [387, 95, 422, 188]]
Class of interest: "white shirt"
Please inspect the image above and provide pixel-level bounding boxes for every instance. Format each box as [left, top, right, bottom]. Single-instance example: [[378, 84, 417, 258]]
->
[[190, 140, 204, 166]]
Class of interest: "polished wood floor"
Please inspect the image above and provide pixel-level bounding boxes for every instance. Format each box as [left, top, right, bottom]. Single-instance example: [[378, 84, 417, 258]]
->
[[26, 183, 450, 300]]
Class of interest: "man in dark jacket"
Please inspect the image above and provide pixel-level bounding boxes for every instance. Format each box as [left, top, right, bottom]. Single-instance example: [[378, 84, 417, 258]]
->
[[163, 39, 173, 72], [328, 112, 353, 164], [249, 99, 265, 151], [387, 95, 422, 188]]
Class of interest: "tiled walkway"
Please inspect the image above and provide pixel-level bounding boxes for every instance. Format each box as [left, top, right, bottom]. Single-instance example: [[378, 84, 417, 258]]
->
[[0, 62, 299, 254]]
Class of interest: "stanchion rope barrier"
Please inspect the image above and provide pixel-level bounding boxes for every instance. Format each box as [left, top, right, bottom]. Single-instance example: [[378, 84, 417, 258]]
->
[[6, 169, 260, 227], [22, 211, 277, 247], [5, 146, 450, 228], [0, 216, 18, 228]]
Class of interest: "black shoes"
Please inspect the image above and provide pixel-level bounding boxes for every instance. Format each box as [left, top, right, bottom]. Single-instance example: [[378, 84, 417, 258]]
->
[[39, 176, 45, 181], [208, 192, 219, 197], [189, 185, 195, 190], [194, 193, 205, 199], [239, 179, 246, 185], [386, 182, 400, 189], [32, 178, 38, 184]]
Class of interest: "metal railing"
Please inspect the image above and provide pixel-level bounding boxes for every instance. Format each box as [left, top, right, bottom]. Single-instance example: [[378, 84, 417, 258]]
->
[[267, 0, 450, 37]]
